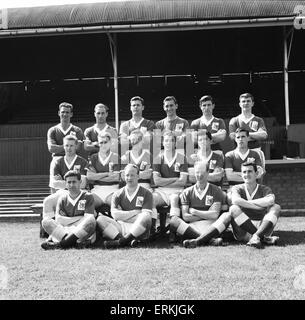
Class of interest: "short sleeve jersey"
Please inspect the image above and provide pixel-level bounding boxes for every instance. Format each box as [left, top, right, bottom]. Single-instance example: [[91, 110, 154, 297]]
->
[[190, 116, 226, 151], [47, 124, 84, 156], [87, 152, 120, 186], [56, 191, 95, 218], [121, 150, 152, 184], [180, 183, 224, 212], [112, 185, 153, 212], [188, 151, 224, 187], [229, 115, 267, 149], [119, 118, 155, 136], [52, 155, 88, 179], [231, 184, 274, 219], [155, 117, 189, 134], [153, 151, 188, 178], [225, 149, 262, 185], [84, 124, 118, 155]]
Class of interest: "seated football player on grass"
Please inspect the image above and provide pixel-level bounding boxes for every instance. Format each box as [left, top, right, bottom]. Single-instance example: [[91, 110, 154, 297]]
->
[[170, 160, 231, 248], [96, 164, 152, 248], [152, 131, 188, 232], [42, 135, 88, 221], [41, 170, 96, 250], [188, 130, 224, 187], [229, 161, 281, 248], [86, 132, 120, 209]]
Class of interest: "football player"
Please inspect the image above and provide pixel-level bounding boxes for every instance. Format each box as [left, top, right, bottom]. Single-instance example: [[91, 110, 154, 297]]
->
[[83, 103, 118, 156], [190, 95, 226, 152], [188, 130, 224, 187], [41, 170, 96, 250], [170, 161, 231, 248], [229, 161, 281, 248], [47, 102, 84, 190], [96, 164, 152, 248], [86, 132, 120, 208]]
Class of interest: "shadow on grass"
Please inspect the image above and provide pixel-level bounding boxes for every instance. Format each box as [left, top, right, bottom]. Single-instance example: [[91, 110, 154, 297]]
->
[[87, 230, 305, 250], [272, 230, 305, 247]]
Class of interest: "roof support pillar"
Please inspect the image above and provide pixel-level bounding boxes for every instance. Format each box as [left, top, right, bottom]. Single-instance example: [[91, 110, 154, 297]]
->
[[283, 26, 294, 129], [107, 33, 119, 132]]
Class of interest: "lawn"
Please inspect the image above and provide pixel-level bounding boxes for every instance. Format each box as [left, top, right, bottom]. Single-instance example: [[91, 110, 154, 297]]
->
[[1, 217, 305, 300]]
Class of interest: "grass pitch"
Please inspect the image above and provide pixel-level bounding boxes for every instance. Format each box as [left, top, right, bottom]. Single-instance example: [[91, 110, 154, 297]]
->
[[1, 217, 305, 300]]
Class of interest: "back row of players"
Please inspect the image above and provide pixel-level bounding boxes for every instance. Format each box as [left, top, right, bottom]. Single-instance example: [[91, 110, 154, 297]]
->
[[41, 93, 280, 250]]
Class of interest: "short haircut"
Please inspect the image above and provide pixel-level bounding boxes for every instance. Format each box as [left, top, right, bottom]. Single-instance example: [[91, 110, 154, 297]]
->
[[98, 132, 112, 142], [199, 95, 214, 105], [241, 160, 258, 172], [95, 103, 109, 112], [129, 129, 143, 141], [124, 163, 140, 175], [163, 96, 177, 105], [239, 93, 254, 102], [197, 130, 212, 140], [59, 102, 73, 112], [130, 96, 144, 105], [194, 160, 209, 172], [163, 130, 176, 143], [63, 134, 78, 144], [235, 128, 249, 136], [64, 170, 81, 181]]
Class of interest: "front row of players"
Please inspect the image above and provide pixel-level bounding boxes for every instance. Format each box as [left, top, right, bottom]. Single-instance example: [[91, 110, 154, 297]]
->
[[41, 145, 281, 250]]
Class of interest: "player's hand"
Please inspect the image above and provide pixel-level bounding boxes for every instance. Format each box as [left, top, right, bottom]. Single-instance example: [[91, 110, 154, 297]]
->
[[53, 174, 62, 181], [189, 208, 196, 215], [108, 172, 120, 180]]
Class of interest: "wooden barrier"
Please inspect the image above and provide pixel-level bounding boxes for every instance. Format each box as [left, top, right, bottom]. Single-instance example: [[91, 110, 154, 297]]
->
[[0, 137, 51, 175]]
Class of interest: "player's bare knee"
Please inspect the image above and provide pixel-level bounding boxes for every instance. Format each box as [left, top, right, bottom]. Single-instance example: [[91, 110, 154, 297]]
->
[[169, 215, 181, 230], [139, 211, 152, 224], [272, 204, 281, 217], [229, 204, 242, 218], [96, 214, 110, 230], [220, 211, 231, 224]]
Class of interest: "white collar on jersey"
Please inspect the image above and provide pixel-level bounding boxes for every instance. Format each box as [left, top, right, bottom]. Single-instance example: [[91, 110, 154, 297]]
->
[[130, 118, 144, 128], [164, 151, 178, 168], [98, 151, 113, 166], [194, 182, 210, 201], [238, 114, 255, 124], [64, 155, 78, 170], [125, 185, 140, 203], [57, 123, 73, 135], [235, 148, 250, 161], [68, 190, 84, 206], [165, 116, 178, 123], [245, 184, 259, 200], [200, 116, 215, 127], [130, 149, 146, 165], [94, 124, 109, 134]]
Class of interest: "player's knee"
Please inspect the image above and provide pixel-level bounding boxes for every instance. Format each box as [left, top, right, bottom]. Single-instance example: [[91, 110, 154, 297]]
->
[[83, 215, 96, 234], [272, 204, 281, 217], [96, 214, 110, 231], [139, 211, 152, 225], [169, 215, 182, 230], [220, 211, 231, 224], [229, 204, 242, 218], [41, 218, 55, 233]]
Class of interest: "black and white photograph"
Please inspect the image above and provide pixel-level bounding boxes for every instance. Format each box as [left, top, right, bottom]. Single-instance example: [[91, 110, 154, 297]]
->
[[1, 0, 305, 306]]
